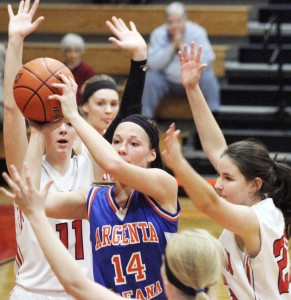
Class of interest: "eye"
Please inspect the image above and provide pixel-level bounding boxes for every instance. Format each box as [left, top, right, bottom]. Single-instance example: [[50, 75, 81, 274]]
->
[[112, 139, 120, 145], [111, 101, 119, 107], [66, 122, 73, 127], [131, 142, 139, 147]]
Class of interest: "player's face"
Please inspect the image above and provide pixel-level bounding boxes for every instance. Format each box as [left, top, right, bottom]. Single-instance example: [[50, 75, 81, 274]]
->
[[112, 122, 156, 168], [45, 122, 76, 156], [63, 47, 82, 66], [214, 155, 256, 206], [166, 14, 185, 36], [82, 88, 119, 135]]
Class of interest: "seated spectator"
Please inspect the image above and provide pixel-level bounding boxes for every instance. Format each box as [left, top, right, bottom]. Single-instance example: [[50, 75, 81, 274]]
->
[[142, 1, 220, 119], [60, 33, 96, 105]]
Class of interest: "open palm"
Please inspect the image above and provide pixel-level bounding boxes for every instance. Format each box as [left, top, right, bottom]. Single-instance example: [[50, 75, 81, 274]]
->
[[8, 0, 44, 40]]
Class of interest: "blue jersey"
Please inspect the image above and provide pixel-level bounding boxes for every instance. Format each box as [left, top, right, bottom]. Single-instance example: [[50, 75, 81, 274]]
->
[[87, 185, 180, 299]]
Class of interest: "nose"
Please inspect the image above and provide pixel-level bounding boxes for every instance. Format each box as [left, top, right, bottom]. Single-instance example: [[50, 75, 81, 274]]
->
[[59, 123, 68, 134], [214, 176, 222, 191], [105, 104, 113, 114], [117, 143, 127, 155]]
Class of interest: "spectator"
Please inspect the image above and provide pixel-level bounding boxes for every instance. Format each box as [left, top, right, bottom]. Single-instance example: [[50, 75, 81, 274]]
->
[[60, 33, 96, 106], [142, 1, 220, 119]]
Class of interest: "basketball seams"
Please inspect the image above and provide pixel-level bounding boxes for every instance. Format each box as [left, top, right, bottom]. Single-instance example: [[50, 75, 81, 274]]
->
[[13, 57, 73, 122]]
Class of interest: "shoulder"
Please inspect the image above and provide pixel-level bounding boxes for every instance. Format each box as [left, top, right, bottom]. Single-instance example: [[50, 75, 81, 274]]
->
[[186, 21, 207, 33], [151, 24, 168, 37]]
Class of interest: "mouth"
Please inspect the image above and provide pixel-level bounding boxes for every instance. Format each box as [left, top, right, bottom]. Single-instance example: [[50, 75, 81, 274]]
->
[[57, 139, 68, 144], [103, 119, 112, 124]]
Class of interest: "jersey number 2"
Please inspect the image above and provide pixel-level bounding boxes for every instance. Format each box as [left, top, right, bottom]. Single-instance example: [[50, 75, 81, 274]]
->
[[273, 235, 289, 294], [56, 220, 84, 260]]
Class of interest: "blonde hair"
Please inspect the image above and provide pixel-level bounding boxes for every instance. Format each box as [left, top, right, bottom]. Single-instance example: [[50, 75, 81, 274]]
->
[[165, 229, 225, 300]]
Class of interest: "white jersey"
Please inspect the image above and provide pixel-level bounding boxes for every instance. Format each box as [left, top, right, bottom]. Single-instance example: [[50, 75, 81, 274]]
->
[[220, 198, 291, 300], [12, 151, 95, 298]]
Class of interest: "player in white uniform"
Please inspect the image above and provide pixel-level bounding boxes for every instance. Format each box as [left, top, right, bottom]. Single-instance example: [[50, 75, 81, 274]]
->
[[4, 1, 147, 299], [162, 42, 291, 300]]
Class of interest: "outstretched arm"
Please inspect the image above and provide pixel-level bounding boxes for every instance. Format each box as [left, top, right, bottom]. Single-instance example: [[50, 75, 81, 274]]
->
[[4, 0, 44, 174], [179, 42, 226, 170], [103, 17, 147, 143], [162, 124, 260, 257], [0, 164, 123, 300]]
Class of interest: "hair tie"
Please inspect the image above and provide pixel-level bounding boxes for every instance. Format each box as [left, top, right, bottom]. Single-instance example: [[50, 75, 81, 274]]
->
[[196, 288, 207, 294]]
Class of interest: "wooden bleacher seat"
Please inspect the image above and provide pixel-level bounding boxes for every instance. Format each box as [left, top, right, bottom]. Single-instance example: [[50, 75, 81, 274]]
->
[[0, 4, 250, 37], [21, 43, 229, 78]]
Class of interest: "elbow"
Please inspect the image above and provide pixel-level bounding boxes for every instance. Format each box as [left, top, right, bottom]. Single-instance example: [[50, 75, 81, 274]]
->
[[61, 277, 85, 300], [103, 159, 124, 179]]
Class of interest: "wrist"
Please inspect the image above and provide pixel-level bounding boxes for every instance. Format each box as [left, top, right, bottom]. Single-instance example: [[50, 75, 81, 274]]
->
[[26, 209, 46, 223], [131, 46, 147, 61], [8, 34, 25, 45]]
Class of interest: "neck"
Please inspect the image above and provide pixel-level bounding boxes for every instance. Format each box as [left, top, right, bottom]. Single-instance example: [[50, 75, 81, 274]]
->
[[45, 153, 71, 176], [114, 183, 133, 208]]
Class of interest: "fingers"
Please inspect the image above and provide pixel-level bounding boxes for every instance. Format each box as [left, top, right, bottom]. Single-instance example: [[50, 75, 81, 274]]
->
[[17, 0, 25, 14], [7, 4, 14, 19], [2, 171, 21, 196], [32, 16, 45, 31], [183, 44, 189, 61], [0, 186, 15, 200], [23, 0, 31, 13], [29, 0, 40, 17], [129, 21, 137, 32]]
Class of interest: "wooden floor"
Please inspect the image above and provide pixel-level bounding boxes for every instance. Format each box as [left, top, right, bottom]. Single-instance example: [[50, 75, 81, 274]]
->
[[0, 196, 230, 299]]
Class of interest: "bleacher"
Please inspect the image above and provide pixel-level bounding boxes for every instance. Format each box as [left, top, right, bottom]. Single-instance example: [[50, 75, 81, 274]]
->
[[1, 1, 290, 178]]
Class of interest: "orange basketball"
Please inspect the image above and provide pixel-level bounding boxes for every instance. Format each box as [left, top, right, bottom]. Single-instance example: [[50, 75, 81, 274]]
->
[[13, 57, 74, 123]]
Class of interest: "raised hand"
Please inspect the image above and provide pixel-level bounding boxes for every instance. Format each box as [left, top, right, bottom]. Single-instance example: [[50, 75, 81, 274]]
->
[[106, 16, 147, 61], [8, 0, 44, 40], [162, 123, 183, 170], [48, 74, 79, 122], [178, 42, 207, 90], [0, 164, 53, 218]]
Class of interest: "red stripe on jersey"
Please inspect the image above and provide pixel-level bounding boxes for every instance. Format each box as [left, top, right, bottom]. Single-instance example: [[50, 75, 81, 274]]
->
[[143, 194, 180, 222], [107, 186, 119, 213], [15, 246, 23, 267], [88, 187, 99, 221]]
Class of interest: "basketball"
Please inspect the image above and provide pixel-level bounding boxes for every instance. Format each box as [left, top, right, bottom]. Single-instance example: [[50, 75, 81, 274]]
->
[[13, 57, 74, 123]]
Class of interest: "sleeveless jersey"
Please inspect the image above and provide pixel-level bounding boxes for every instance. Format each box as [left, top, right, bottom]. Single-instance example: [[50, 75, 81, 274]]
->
[[87, 185, 180, 299], [13, 152, 94, 297], [220, 198, 291, 300]]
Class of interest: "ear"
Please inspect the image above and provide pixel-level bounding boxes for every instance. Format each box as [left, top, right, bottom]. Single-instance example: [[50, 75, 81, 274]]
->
[[148, 149, 157, 165], [250, 177, 263, 193]]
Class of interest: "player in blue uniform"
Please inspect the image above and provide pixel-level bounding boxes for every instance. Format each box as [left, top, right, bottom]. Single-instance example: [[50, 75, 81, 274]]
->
[[14, 73, 179, 298], [87, 185, 179, 298]]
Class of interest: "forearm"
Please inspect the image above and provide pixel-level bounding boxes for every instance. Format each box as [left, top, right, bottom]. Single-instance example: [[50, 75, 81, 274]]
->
[[104, 59, 147, 143], [70, 115, 121, 175], [172, 156, 219, 212], [22, 132, 45, 188], [4, 36, 28, 172], [186, 85, 226, 168]]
